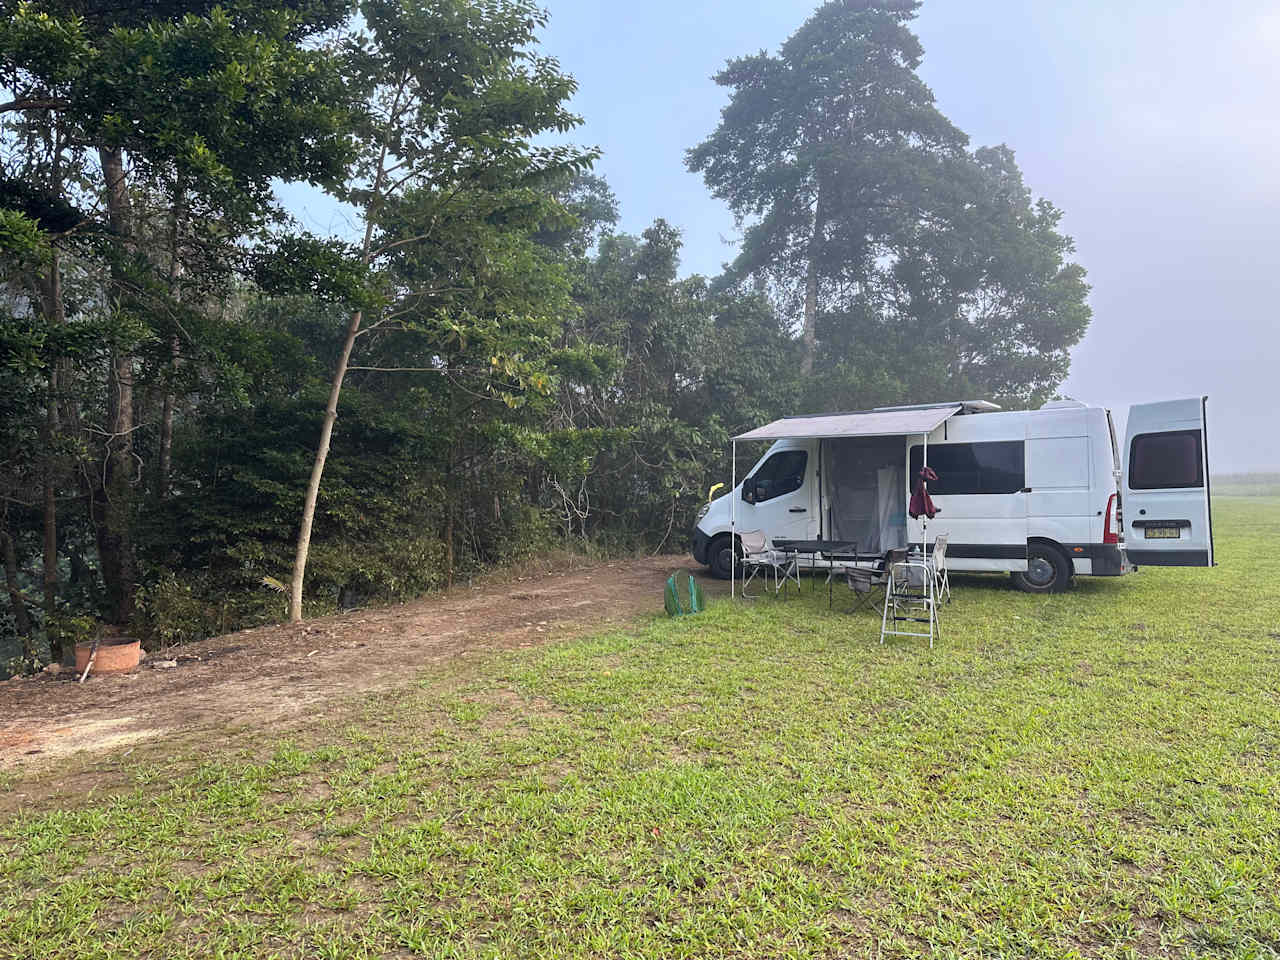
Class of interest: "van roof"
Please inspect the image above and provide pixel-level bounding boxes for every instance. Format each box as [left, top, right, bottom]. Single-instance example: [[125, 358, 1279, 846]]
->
[[783, 400, 1001, 420]]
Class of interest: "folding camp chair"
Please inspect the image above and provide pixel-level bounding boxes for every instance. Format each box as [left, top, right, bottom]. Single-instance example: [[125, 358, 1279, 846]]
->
[[931, 534, 951, 604], [739, 530, 800, 599], [835, 548, 904, 612]]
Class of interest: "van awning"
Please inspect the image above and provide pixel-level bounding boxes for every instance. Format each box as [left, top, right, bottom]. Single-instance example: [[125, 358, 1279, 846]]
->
[[733, 404, 967, 442]]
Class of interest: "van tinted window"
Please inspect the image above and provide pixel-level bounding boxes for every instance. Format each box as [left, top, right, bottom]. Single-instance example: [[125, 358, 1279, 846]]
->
[[909, 441, 1025, 495], [747, 451, 808, 503], [1129, 430, 1203, 490]]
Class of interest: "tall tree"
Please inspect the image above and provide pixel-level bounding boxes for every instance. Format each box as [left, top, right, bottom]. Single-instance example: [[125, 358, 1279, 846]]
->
[[285, 0, 593, 621], [688, 0, 1090, 403], [688, 0, 964, 376]]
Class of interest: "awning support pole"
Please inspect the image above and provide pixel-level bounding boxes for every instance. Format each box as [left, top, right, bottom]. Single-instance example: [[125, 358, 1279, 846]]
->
[[731, 439, 737, 599], [922, 432, 929, 560]]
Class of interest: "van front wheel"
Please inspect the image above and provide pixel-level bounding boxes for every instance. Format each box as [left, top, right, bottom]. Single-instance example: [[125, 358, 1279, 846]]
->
[[709, 536, 736, 580], [1012, 544, 1072, 594]]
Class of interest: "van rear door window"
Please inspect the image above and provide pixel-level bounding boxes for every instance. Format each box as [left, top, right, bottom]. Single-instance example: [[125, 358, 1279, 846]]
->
[[909, 441, 1025, 495], [1129, 431, 1203, 490]]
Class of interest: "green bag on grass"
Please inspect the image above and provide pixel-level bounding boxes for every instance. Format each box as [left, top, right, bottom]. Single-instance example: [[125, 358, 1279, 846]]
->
[[665, 573, 705, 617]]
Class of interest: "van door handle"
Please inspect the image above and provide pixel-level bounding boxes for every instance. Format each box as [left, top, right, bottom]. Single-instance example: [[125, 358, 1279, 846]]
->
[[789, 507, 807, 514], [1021, 488, 1033, 493]]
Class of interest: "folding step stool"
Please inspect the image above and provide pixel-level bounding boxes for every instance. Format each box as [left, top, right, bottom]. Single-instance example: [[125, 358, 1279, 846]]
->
[[880, 556, 941, 648]]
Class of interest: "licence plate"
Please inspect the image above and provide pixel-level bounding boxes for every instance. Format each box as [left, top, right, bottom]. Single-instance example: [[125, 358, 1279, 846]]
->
[[1144, 527, 1182, 540]]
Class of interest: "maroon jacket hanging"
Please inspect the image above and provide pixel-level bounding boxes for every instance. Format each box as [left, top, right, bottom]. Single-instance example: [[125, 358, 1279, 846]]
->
[[910, 467, 940, 520]]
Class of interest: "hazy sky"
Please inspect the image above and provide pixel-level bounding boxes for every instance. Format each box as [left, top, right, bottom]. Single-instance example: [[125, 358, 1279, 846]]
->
[[282, 1, 1280, 472]]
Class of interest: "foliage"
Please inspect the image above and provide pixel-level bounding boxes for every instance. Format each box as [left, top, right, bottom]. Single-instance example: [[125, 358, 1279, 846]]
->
[[688, 0, 1091, 408], [1, 642, 43, 679], [542, 216, 799, 547], [134, 572, 282, 651], [278, 0, 599, 618], [0, 208, 46, 258]]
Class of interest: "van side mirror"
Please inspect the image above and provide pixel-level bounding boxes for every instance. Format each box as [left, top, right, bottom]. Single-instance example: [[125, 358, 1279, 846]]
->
[[742, 480, 757, 504]]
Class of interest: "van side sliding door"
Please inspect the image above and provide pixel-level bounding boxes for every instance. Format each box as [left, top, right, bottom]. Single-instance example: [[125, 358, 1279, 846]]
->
[[1122, 397, 1214, 567]]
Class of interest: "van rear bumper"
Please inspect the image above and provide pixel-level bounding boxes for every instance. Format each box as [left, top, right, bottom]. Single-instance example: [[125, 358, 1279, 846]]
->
[[1066, 544, 1131, 577]]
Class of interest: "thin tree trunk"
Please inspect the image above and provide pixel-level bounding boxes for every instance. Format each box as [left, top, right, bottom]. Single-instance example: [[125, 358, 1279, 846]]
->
[[287, 73, 408, 624], [157, 188, 185, 498], [802, 178, 824, 378], [96, 343, 138, 627], [41, 394, 58, 646], [95, 145, 138, 626], [444, 381, 458, 589], [39, 245, 64, 661], [1, 528, 35, 662], [41, 140, 67, 660], [158, 347, 177, 495], [444, 507, 455, 590], [802, 260, 818, 378], [288, 308, 364, 622]]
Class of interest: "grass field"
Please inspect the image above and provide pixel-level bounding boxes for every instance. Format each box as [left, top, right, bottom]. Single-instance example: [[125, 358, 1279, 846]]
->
[[2, 499, 1279, 959]]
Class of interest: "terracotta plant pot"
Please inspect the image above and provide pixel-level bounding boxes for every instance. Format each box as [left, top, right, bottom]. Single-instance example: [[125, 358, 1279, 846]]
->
[[75, 636, 142, 677]]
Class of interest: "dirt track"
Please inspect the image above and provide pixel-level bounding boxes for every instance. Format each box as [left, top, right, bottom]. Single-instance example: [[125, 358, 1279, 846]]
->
[[0, 556, 713, 769]]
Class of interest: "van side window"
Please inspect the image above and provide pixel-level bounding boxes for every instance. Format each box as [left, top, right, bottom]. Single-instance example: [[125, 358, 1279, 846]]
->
[[1129, 431, 1203, 490], [747, 451, 808, 503], [909, 441, 1025, 495]]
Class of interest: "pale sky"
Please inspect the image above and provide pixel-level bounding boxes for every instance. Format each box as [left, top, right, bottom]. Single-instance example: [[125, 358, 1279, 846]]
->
[[281, 0, 1280, 473]]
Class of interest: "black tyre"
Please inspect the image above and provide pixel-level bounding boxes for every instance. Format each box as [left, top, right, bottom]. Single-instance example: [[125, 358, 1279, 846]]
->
[[708, 535, 736, 580], [1012, 543, 1072, 594]]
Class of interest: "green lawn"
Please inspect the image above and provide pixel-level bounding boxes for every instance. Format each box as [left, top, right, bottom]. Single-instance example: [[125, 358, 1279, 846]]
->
[[3, 500, 1279, 959]]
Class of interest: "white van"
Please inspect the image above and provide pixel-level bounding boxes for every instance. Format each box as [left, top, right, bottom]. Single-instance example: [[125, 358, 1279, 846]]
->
[[691, 398, 1214, 593]]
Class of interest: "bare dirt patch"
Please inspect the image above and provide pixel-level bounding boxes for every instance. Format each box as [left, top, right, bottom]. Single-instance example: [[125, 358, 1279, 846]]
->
[[0, 555, 717, 771]]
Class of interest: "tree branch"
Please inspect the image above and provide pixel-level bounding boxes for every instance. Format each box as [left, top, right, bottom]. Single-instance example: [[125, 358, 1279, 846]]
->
[[0, 97, 70, 113], [346, 366, 447, 373], [368, 232, 435, 260]]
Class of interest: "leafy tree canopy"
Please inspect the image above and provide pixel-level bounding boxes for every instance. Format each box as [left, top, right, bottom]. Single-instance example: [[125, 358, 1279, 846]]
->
[[688, 0, 1090, 407]]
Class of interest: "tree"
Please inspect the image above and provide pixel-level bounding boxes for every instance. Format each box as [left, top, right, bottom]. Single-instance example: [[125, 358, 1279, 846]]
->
[[539, 217, 797, 549], [688, 0, 964, 377], [1, 0, 356, 629], [889, 145, 1092, 405], [285, 0, 594, 621], [688, 0, 1090, 404]]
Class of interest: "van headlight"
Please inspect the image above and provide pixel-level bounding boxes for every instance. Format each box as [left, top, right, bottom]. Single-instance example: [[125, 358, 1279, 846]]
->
[[695, 502, 711, 523]]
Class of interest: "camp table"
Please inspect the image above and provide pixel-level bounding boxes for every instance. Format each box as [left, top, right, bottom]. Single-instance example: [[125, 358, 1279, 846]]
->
[[772, 539, 859, 596]]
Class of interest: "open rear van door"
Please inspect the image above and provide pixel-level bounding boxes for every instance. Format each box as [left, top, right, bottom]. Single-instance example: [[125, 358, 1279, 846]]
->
[[1123, 397, 1214, 567]]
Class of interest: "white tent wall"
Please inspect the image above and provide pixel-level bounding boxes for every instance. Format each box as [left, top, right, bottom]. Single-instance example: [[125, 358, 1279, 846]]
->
[[878, 467, 909, 552]]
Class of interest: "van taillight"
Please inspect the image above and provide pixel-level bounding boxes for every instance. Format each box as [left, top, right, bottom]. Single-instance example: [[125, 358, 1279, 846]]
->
[[1103, 494, 1119, 545]]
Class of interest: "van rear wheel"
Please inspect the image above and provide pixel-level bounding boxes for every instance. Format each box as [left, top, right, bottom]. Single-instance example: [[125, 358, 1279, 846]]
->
[[1012, 544, 1072, 593]]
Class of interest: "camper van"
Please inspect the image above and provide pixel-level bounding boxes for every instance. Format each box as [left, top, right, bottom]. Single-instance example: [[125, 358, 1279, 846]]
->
[[691, 397, 1213, 593]]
